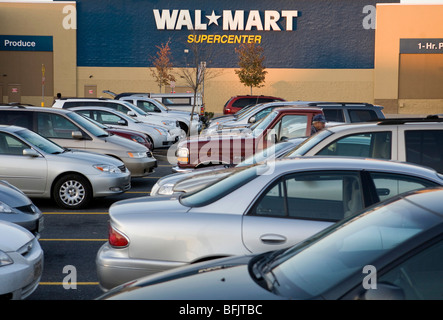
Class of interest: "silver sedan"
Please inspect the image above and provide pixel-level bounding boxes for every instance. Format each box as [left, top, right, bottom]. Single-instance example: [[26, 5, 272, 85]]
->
[[96, 157, 443, 290], [0, 125, 131, 209], [0, 220, 43, 300], [0, 180, 43, 237]]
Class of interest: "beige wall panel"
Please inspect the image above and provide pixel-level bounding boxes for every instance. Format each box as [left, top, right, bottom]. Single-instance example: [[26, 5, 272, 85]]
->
[[375, 4, 443, 105], [78, 67, 374, 114], [0, 2, 77, 106]]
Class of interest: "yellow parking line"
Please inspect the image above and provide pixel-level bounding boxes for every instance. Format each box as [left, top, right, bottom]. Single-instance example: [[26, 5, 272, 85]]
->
[[39, 282, 99, 285]]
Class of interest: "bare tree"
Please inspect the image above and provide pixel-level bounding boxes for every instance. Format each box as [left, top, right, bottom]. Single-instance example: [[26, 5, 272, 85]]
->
[[150, 40, 176, 93], [235, 43, 268, 94], [176, 39, 222, 134]]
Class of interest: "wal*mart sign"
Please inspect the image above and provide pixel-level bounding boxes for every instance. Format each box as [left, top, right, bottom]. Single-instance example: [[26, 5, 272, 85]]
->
[[0, 36, 53, 52], [75, 0, 399, 68], [153, 10, 298, 31]]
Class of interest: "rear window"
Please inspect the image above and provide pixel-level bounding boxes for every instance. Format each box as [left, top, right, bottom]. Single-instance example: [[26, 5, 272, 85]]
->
[[323, 109, 344, 122], [0, 110, 33, 129], [348, 109, 380, 122], [405, 130, 443, 173]]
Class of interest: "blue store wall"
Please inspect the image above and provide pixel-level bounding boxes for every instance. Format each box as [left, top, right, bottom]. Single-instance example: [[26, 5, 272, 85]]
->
[[72, 0, 398, 69]]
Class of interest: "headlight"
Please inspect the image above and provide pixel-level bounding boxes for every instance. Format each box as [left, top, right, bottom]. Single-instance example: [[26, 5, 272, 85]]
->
[[130, 135, 145, 144], [0, 201, 14, 213], [161, 120, 175, 127], [157, 183, 175, 195], [0, 250, 13, 267], [93, 164, 122, 173], [127, 151, 147, 158], [154, 127, 168, 136], [176, 147, 189, 163]]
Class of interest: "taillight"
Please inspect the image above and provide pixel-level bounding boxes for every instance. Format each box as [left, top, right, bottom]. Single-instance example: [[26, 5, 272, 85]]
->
[[108, 224, 129, 248]]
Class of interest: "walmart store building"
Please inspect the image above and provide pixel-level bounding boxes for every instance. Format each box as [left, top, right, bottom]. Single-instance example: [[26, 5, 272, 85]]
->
[[1, 0, 443, 115]]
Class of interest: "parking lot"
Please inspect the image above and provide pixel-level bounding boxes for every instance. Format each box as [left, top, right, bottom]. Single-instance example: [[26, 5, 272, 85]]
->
[[28, 149, 172, 300]]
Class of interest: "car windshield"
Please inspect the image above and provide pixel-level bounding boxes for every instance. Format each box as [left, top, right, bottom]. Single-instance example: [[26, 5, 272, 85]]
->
[[234, 104, 257, 118], [121, 101, 148, 116], [285, 129, 333, 157], [15, 128, 65, 154], [260, 193, 443, 299], [251, 110, 279, 137], [237, 141, 295, 167], [234, 103, 263, 119], [66, 112, 110, 137], [179, 164, 263, 207]]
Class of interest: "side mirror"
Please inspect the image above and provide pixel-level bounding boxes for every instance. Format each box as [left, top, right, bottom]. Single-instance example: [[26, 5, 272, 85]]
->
[[23, 148, 40, 157], [359, 283, 405, 300], [117, 119, 127, 126], [127, 111, 136, 117], [267, 133, 277, 143], [72, 131, 84, 139], [248, 116, 256, 123]]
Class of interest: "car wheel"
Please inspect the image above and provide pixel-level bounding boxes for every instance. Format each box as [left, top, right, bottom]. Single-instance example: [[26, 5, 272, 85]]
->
[[53, 174, 92, 209]]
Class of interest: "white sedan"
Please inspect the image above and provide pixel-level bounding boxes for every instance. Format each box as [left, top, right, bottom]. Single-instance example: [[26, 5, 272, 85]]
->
[[70, 106, 185, 149], [96, 157, 443, 291]]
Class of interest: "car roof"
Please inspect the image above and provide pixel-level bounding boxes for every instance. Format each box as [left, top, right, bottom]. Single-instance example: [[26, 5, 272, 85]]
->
[[0, 124, 26, 133], [323, 117, 443, 133], [0, 105, 73, 114], [270, 156, 442, 180]]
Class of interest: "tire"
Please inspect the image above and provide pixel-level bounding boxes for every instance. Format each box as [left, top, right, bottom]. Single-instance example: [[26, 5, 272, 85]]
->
[[179, 122, 189, 135], [53, 174, 92, 209]]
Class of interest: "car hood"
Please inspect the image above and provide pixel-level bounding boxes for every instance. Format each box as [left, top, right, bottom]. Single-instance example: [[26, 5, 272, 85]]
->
[[0, 221, 34, 252], [104, 134, 149, 152], [99, 255, 285, 300], [200, 126, 252, 137], [185, 131, 254, 145], [165, 109, 198, 119], [51, 149, 125, 166], [0, 180, 32, 207]]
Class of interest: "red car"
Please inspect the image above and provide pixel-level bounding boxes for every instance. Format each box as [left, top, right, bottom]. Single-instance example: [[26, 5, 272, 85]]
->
[[105, 127, 153, 151], [223, 95, 286, 114], [174, 106, 323, 172], [86, 117, 154, 150]]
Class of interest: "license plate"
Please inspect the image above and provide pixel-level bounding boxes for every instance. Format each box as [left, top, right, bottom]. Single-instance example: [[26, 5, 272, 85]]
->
[[33, 258, 43, 281], [37, 216, 44, 233]]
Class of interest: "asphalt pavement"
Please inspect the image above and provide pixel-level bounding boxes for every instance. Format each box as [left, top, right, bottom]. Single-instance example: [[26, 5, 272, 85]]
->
[[28, 149, 173, 300]]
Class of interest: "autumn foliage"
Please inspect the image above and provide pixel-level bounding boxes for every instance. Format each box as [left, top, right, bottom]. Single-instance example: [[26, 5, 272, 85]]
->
[[235, 43, 268, 94], [150, 41, 176, 93]]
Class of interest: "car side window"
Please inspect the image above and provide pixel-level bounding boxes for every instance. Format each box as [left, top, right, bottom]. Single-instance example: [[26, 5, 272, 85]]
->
[[317, 132, 391, 159], [369, 172, 440, 202], [36, 113, 79, 139], [251, 171, 363, 221], [137, 101, 160, 113], [378, 238, 443, 300], [276, 115, 308, 140], [96, 110, 124, 125], [405, 130, 443, 173], [0, 132, 28, 155], [0, 110, 33, 129], [323, 109, 344, 122], [348, 109, 379, 122]]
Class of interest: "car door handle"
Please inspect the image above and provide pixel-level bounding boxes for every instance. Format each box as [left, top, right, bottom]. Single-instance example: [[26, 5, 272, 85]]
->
[[260, 234, 287, 244]]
